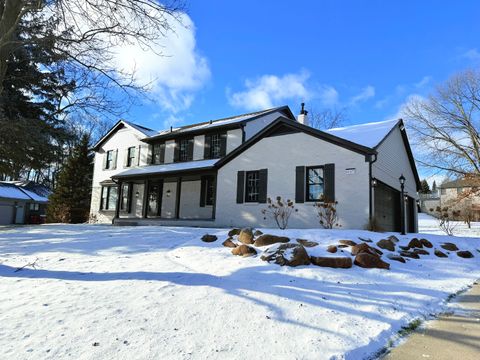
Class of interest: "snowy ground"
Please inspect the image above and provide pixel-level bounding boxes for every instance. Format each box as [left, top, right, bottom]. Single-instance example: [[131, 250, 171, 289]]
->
[[0, 218, 479, 360]]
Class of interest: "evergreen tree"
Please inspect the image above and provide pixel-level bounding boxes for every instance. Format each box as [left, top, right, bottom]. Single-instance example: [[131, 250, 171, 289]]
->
[[419, 179, 431, 194], [432, 180, 437, 192], [47, 134, 93, 223]]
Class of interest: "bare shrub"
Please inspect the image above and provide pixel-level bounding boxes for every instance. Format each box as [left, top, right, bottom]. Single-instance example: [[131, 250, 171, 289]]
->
[[314, 201, 341, 229], [261, 196, 298, 230], [433, 206, 457, 236]]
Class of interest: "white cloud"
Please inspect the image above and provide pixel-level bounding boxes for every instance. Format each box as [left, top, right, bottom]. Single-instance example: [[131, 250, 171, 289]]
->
[[462, 48, 480, 62], [415, 76, 432, 88], [112, 13, 210, 113], [227, 71, 339, 111], [349, 85, 375, 106]]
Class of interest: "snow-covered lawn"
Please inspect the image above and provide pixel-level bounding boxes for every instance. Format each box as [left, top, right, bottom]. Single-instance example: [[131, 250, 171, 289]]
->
[[0, 220, 479, 360]]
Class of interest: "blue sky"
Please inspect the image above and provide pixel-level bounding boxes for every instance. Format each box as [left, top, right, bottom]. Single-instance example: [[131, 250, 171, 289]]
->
[[124, 0, 480, 138]]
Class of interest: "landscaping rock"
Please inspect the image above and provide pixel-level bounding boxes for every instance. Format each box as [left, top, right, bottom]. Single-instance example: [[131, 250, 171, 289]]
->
[[420, 238, 433, 248], [339, 240, 357, 246], [238, 228, 254, 244], [407, 238, 423, 249], [434, 249, 448, 258], [399, 251, 420, 259], [387, 254, 406, 263], [413, 249, 430, 256], [253, 230, 263, 237], [254, 234, 290, 247], [231, 244, 257, 257], [338, 244, 349, 248], [354, 253, 390, 270], [310, 256, 352, 269], [201, 234, 217, 243], [351, 243, 379, 256], [441, 242, 459, 251], [377, 239, 396, 251], [260, 243, 310, 267], [222, 238, 237, 248], [399, 245, 410, 251], [228, 228, 241, 237], [326, 245, 338, 253], [457, 250, 474, 259], [296, 239, 319, 247], [358, 237, 373, 243], [387, 235, 400, 243]]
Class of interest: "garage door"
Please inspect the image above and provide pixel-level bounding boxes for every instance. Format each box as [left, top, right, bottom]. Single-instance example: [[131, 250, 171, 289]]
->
[[374, 181, 401, 232], [0, 203, 14, 225]]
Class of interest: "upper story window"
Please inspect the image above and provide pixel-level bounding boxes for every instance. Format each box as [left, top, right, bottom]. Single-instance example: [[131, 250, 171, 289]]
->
[[178, 138, 192, 162], [205, 132, 226, 159], [210, 134, 222, 158], [306, 166, 324, 201], [105, 150, 115, 169], [126, 146, 136, 167], [152, 143, 165, 164], [245, 171, 259, 202]]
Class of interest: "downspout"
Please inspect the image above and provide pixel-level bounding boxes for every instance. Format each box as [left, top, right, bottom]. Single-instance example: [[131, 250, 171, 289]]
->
[[241, 124, 246, 143], [368, 153, 378, 225]]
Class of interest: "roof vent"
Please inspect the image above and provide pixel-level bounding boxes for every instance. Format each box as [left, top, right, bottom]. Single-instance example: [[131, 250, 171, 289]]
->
[[170, 126, 173, 132]]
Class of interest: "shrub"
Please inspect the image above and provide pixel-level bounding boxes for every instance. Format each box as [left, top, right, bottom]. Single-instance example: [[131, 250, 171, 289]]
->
[[314, 201, 341, 229], [261, 196, 298, 230]]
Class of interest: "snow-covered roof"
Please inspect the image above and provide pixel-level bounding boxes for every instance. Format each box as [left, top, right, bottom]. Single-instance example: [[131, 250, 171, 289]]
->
[[19, 188, 49, 203], [123, 120, 157, 137], [0, 182, 50, 202], [113, 159, 218, 178], [325, 119, 399, 148]]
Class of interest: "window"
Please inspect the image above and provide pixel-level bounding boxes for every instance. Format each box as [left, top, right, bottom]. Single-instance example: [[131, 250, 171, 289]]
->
[[306, 166, 324, 201], [179, 139, 190, 162], [152, 143, 165, 164], [120, 183, 130, 211], [441, 188, 446, 195], [105, 150, 114, 169], [245, 171, 259, 202], [126, 147, 136, 167], [210, 134, 221, 158], [100, 185, 118, 210], [29, 203, 39, 211]]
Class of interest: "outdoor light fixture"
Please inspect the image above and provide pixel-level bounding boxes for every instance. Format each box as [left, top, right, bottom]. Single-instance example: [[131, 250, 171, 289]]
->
[[135, 191, 140, 198], [166, 189, 171, 197], [399, 174, 406, 235], [372, 178, 377, 187]]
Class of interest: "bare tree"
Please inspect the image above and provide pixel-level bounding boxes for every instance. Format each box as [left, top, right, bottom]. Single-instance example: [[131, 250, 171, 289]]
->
[[308, 107, 347, 130], [404, 69, 480, 177]]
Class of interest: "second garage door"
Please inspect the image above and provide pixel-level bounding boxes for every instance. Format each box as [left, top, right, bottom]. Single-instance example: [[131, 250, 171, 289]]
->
[[374, 181, 401, 232]]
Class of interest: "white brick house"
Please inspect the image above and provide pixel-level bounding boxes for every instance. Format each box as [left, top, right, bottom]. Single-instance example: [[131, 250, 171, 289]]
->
[[90, 105, 420, 232]]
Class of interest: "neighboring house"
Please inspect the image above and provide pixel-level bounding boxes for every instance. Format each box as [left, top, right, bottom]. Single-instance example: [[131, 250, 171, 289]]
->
[[0, 181, 50, 225], [90, 105, 420, 232], [438, 178, 480, 220]]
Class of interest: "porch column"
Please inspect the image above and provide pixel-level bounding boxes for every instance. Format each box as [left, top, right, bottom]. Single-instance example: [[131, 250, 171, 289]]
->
[[115, 180, 122, 219], [142, 179, 150, 218], [175, 177, 182, 219]]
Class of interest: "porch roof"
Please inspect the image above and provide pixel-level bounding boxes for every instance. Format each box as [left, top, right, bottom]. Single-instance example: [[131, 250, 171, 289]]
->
[[112, 159, 218, 179]]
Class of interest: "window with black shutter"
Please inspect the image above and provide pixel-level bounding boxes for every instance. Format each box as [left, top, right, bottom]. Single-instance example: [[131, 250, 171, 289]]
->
[[100, 185, 118, 210], [126, 147, 136, 167], [306, 166, 324, 202], [152, 143, 165, 164], [245, 171, 260, 202], [105, 150, 114, 169], [177, 138, 193, 162]]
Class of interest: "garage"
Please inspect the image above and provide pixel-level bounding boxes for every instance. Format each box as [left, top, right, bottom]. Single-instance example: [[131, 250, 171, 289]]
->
[[374, 181, 401, 232], [0, 202, 15, 225]]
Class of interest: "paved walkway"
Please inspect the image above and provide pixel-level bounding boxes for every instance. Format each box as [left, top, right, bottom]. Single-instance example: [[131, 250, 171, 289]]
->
[[384, 281, 480, 360]]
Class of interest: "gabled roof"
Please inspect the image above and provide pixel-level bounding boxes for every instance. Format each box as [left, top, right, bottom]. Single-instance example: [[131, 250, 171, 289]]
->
[[92, 120, 156, 151], [440, 177, 480, 189], [216, 116, 377, 168], [145, 106, 295, 141], [112, 159, 217, 179], [0, 182, 49, 202]]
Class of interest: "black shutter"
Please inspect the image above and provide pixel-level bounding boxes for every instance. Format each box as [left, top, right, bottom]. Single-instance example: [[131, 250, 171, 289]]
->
[[173, 140, 180, 162], [187, 138, 194, 161], [102, 153, 107, 170], [112, 149, 118, 169], [99, 186, 104, 210], [147, 144, 153, 164], [236, 171, 245, 203], [220, 132, 227, 156], [199, 176, 206, 207], [295, 166, 305, 203], [324, 163, 335, 202], [160, 143, 165, 164], [258, 169, 268, 203], [204, 134, 211, 159]]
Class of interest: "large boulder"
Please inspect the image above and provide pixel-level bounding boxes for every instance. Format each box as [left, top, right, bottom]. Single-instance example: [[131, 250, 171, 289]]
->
[[387, 235, 400, 243], [238, 228, 254, 244], [387, 254, 406, 263], [310, 256, 352, 269], [254, 234, 290, 247], [228, 228, 241, 237], [457, 250, 474, 258], [413, 249, 430, 256], [420, 238, 433, 248], [261, 243, 310, 267], [201, 234, 217, 243], [326, 245, 338, 253], [339, 240, 357, 246], [377, 239, 396, 251], [351, 243, 379, 256], [222, 238, 237, 248], [296, 239, 319, 248], [399, 250, 420, 259], [407, 238, 423, 249], [441, 242, 459, 251], [231, 244, 257, 257], [434, 249, 448, 258], [354, 253, 390, 270]]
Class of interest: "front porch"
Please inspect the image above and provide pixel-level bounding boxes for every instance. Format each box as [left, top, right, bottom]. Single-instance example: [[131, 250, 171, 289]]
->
[[111, 162, 217, 225]]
